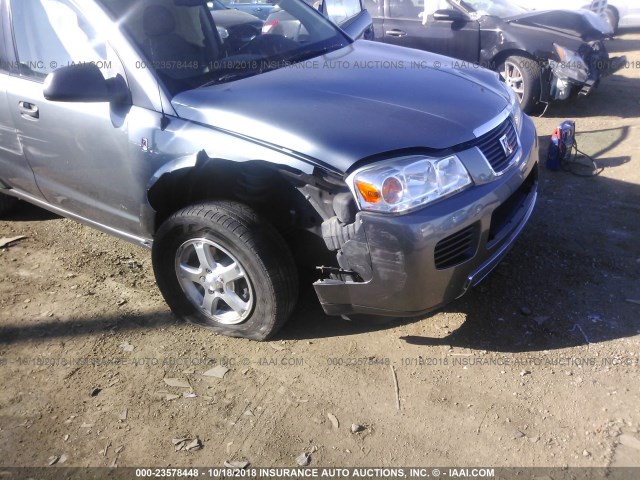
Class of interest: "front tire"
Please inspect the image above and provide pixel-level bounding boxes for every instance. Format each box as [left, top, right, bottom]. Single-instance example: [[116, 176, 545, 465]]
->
[[152, 201, 298, 341], [0, 193, 19, 217], [499, 55, 542, 115]]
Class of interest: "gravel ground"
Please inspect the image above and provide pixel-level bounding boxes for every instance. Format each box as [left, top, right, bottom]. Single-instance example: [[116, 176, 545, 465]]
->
[[1, 31, 639, 472]]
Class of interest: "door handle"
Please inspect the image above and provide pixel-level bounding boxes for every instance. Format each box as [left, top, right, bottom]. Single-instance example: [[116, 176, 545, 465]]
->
[[19, 101, 39, 119], [254, 7, 262, 11], [385, 29, 406, 37]]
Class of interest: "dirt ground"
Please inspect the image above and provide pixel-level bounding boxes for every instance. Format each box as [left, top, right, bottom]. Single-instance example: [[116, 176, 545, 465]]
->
[[1, 31, 639, 473]]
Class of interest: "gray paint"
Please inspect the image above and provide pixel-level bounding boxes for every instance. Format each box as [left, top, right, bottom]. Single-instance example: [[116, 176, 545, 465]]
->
[[173, 41, 509, 174], [0, 0, 538, 317]]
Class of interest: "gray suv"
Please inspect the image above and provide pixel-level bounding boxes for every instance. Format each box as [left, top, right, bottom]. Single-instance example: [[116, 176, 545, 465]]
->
[[0, 0, 538, 340]]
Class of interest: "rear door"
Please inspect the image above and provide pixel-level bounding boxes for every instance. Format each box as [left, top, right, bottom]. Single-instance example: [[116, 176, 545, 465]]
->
[[0, 0, 41, 197], [380, 0, 480, 62]]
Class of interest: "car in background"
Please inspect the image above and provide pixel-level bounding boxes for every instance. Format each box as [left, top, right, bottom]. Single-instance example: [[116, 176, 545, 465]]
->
[[510, 0, 608, 19], [219, 0, 278, 20], [365, 0, 626, 112], [264, 0, 374, 40], [208, 0, 264, 52], [511, 0, 640, 32], [510, 0, 611, 35], [600, 0, 640, 31]]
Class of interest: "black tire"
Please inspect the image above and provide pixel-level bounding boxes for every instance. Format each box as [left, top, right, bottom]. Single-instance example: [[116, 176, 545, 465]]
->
[[499, 55, 542, 115], [152, 201, 298, 341], [0, 193, 19, 217], [605, 7, 619, 35]]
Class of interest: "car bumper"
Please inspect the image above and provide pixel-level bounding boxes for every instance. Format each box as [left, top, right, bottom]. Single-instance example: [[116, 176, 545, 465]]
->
[[549, 41, 626, 99], [313, 116, 539, 317]]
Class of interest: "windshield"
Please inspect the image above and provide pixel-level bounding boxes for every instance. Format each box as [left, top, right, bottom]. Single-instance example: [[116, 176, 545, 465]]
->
[[98, 0, 350, 95], [453, 0, 526, 18]]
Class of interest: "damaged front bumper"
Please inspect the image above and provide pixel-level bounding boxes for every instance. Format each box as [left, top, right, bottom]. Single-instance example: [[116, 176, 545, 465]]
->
[[548, 41, 626, 100], [313, 116, 539, 318]]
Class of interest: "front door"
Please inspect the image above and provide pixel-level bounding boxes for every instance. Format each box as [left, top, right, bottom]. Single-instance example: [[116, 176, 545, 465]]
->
[[381, 0, 480, 62], [5, 0, 141, 233]]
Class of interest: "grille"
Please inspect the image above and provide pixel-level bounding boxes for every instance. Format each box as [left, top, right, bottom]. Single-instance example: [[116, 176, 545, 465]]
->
[[434, 224, 478, 270], [475, 118, 519, 173]]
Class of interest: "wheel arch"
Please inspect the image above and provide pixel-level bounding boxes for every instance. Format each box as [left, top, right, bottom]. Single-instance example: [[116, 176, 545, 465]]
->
[[490, 48, 540, 71], [490, 49, 549, 111], [147, 152, 316, 229], [145, 151, 347, 272]]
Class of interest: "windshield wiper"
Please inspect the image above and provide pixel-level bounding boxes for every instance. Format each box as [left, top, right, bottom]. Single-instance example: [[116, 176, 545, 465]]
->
[[199, 67, 265, 87], [284, 43, 347, 64]]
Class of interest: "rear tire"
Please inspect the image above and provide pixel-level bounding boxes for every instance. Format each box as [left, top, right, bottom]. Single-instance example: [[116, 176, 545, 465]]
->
[[498, 55, 542, 115], [0, 193, 19, 217], [152, 201, 298, 341]]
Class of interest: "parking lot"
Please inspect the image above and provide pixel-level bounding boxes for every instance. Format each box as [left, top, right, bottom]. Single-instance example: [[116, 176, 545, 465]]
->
[[1, 30, 639, 471]]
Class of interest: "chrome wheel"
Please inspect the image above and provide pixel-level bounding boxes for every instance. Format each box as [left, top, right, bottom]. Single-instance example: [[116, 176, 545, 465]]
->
[[175, 238, 254, 325], [501, 61, 525, 101]]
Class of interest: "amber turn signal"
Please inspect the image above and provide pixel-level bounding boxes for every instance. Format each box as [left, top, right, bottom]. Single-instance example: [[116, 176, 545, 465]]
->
[[355, 180, 381, 203]]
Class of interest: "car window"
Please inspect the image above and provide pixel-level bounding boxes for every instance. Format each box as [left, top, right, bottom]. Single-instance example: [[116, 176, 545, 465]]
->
[[454, 0, 526, 18], [10, 0, 113, 81], [325, 0, 362, 24], [362, 0, 381, 16], [423, 0, 452, 15], [388, 0, 423, 19], [100, 0, 350, 95]]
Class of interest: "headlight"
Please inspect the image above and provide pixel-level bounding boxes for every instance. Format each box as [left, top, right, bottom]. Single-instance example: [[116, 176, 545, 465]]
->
[[553, 44, 590, 83], [348, 155, 473, 214], [503, 80, 523, 134], [554, 44, 587, 67]]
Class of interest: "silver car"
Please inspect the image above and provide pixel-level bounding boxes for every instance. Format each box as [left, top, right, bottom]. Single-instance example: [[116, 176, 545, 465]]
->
[[0, 0, 537, 340]]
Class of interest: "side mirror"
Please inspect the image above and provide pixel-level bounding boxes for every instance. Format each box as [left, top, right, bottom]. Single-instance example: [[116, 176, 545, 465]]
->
[[433, 8, 465, 22], [43, 63, 130, 105]]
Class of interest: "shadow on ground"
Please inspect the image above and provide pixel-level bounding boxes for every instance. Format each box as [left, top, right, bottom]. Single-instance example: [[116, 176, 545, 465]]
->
[[0, 311, 179, 346], [535, 127, 632, 171], [2, 200, 60, 222], [608, 28, 640, 53]]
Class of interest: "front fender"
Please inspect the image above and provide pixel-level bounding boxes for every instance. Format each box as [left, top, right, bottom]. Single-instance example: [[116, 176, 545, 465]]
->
[[139, 116, 318, 235]]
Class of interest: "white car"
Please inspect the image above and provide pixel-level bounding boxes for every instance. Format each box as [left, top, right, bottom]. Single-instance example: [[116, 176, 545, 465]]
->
[[607, 0, 640, 30], [512, 0, 640, 31], [511, 0, 613, 34], [510, 0, 607, 16]]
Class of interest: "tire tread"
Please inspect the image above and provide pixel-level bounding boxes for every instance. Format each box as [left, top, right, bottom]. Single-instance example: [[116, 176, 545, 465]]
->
[[154, 200, 298, 340]]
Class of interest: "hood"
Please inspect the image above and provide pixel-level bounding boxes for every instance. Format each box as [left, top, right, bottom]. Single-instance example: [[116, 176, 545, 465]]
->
[[171, 41, 509, 173], [505, 10, 609, 40], [210, 9, 262, 29]]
